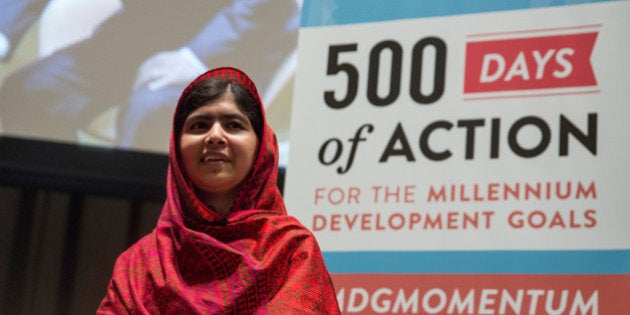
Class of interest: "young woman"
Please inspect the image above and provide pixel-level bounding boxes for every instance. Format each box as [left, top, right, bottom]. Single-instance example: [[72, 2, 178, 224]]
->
[[97, 67, 340, 314]]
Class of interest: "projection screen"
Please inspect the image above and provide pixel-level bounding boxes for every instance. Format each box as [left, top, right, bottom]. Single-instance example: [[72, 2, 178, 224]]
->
[[0, 0, 299, 166]]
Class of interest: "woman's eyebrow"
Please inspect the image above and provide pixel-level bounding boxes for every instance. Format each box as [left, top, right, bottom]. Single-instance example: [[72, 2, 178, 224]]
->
[[220, 113, 248, 121], [184, 113, 212, 123], [186, 112, 248, 122]]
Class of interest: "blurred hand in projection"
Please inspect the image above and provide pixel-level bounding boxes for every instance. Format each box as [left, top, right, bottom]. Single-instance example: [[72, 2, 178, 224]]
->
[[0, 0, 299, 154], [132, 47, 207, 91]]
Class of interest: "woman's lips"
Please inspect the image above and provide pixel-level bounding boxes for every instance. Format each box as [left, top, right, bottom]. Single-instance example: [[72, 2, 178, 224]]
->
[[202, 153, 228, 163]]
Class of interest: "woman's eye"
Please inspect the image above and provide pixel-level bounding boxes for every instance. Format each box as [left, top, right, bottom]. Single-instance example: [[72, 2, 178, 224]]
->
[[226, 121, 244, 130], [188, 121, 209, 132]]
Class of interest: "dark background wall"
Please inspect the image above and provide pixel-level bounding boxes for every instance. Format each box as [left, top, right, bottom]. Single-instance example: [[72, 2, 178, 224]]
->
[[1, 136, 168, 314], [0, 187, 162, 314]]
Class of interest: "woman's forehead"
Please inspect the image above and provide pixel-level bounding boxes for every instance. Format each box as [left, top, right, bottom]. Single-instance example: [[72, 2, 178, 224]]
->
[[186, 95, 245, 117]]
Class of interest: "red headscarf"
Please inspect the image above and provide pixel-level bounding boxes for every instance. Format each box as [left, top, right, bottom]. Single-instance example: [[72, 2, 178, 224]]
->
[[97, 67, 340, 314]]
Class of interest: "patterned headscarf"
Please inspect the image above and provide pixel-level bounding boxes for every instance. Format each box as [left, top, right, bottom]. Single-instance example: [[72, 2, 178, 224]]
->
[[168, 66, 286, 227], [98, 67, 341, 314]]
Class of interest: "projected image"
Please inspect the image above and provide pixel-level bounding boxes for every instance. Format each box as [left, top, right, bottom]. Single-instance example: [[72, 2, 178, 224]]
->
[[0, 0, 298, 165]]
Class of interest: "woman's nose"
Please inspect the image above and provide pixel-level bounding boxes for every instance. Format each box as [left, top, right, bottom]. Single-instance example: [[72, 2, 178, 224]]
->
[[205, 124, 226, 145]]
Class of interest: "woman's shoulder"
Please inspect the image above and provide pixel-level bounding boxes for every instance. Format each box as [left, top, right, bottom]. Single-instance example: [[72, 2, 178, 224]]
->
[[113, 229, 159, 267]]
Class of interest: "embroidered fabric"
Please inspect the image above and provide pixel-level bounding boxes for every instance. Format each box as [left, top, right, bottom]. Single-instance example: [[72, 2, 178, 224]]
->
[[97, 67, 340, 314]]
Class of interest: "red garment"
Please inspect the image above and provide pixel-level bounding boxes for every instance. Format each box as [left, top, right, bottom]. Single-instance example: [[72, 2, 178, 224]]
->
[[97, 68, 340, 314]]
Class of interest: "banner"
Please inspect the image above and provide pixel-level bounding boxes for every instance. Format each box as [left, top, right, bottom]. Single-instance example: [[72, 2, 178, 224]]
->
[[285, 1, 630, 314]]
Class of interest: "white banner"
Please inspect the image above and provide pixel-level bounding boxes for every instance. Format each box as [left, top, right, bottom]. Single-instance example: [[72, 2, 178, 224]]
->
[[287, 1, 629, 252], [287, 2, 630, 313]]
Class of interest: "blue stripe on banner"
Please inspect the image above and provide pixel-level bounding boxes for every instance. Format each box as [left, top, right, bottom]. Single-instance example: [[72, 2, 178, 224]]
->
[[301, 0, 620, 27], [323, 249, 630, 274]]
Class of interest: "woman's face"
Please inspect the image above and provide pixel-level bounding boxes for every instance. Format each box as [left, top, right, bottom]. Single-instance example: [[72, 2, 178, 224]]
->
[[179, 92, 259, 199]]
